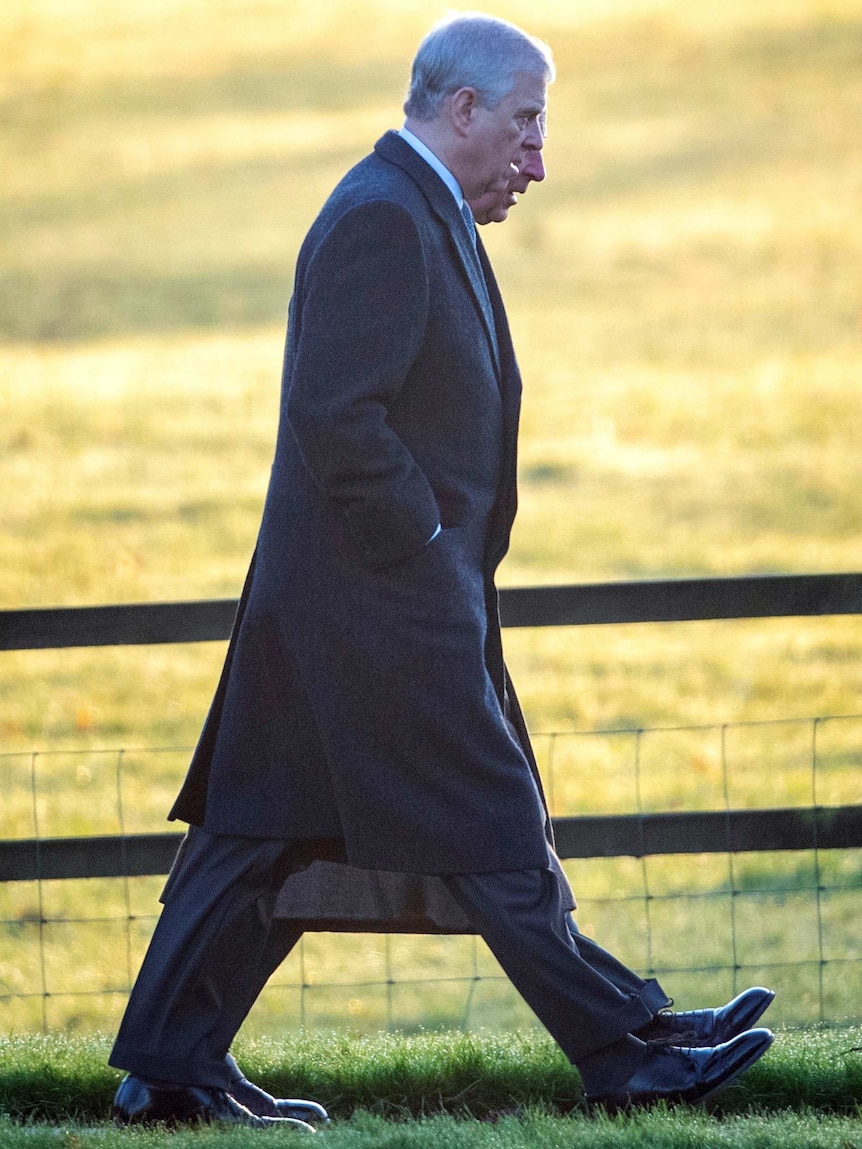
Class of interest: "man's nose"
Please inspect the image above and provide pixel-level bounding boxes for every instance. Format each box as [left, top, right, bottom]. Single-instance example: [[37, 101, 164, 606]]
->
[[522, 148, 546, 182], [524, 118, 545, 151]]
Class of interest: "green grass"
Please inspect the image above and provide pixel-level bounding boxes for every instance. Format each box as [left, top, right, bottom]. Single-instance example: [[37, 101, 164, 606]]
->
[[2, 1029, 862, 1147], [4, 1112, 862, 1149], [2, 1027, 862, 1120]]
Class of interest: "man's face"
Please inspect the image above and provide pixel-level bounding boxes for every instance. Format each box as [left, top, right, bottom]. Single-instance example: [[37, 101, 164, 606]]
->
[[460, 69, 546, 201], [470, 147, 546, 226]]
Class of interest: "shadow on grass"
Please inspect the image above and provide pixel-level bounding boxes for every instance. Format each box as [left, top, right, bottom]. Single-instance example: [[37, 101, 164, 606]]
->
[[0, 265, 293, 342], [2, 17, 860, 344]]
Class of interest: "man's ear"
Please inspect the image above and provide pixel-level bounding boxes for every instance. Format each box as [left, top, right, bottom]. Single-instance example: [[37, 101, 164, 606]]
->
[[450, 87, 479, 137]]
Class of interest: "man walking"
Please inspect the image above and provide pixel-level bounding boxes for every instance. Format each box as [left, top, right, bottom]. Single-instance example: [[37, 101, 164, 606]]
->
[[110, 14, 773, 1126]]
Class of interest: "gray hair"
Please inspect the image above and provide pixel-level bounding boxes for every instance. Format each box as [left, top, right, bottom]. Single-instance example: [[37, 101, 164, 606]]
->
[[403, 12, 554, 121]]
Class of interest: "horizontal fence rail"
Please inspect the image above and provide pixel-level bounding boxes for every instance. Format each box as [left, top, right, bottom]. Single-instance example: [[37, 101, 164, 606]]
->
[[2, 805, 862, 884], [2, 577, 861, 1031], [2, 571, 862, 650]]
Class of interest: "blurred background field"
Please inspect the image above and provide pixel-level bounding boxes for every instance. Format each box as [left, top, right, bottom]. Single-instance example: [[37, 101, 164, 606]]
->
[[1, 0, 861, 1034]]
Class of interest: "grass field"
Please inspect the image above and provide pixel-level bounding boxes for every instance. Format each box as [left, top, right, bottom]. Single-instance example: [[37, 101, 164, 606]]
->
[[3, 1028, 862, 1147], [1, 0, 861, 1038], [2, 0, 861, 743], [7, 1113, 862, 1149]]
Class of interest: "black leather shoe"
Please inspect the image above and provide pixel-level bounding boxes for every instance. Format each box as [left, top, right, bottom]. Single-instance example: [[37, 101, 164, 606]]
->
[[585, 1027, 774, 1112], [111, 1073, 315, 1131], [635, 987, 775, 1046], [225, 1054, 330, 1125]]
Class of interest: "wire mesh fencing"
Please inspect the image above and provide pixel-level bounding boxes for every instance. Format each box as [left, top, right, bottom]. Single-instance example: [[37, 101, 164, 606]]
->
[[0, 713, 860, 1036]]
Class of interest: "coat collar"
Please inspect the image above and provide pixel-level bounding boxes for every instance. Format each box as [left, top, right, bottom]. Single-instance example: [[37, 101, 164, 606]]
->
[[374, 130, 461, 228], [374, 131, 501, 376]]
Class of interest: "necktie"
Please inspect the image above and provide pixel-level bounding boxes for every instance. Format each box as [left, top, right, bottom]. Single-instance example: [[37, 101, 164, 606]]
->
[[460, 200, 477, 248]]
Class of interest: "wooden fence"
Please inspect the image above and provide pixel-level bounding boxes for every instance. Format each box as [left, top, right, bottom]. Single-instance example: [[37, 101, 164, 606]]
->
[[2, 572, 862, 888]]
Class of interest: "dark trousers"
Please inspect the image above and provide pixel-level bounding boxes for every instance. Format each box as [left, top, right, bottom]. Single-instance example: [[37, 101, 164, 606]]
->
[[109, 828, 668, 1088]]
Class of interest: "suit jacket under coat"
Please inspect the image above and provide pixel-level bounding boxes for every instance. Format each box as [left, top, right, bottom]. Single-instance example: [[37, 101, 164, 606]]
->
[[170, 131, 554, 875]]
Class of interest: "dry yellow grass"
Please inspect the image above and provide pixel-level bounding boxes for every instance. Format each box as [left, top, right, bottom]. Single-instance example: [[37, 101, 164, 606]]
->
[[1, 0, 860, 747], [1, 0, 861, 1032]]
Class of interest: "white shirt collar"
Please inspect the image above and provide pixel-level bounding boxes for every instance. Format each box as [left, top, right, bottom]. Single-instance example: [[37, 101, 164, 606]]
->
[[398, 126, 465, 209]]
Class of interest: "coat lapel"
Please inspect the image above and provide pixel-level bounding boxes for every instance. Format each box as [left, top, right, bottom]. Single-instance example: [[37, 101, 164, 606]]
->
[[478, 238, 519, 425], [374, 132, 501, 377], [455, 226, 502, 375], [477, 237, 522, 567]]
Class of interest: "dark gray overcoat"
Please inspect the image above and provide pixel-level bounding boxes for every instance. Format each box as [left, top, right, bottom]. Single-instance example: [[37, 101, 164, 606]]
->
[[170, 131, 555, 876]]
